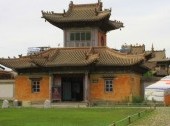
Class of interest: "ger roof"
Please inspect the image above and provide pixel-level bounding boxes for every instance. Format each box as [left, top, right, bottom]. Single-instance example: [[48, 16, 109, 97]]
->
[[41, 1, 123, 32], [146, 75, 170, 90], [0, 47, 145, 70]]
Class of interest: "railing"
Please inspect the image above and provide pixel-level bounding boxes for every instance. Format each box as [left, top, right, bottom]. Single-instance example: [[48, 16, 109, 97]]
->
[[65, 41, 91, 47], [109, 109, 154, 126], [89, 101, 165, 108]]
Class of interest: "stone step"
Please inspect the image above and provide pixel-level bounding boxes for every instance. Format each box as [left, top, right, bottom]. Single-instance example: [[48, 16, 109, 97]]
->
[[31, 102, 88, 108], [51, 102, 88, 108]]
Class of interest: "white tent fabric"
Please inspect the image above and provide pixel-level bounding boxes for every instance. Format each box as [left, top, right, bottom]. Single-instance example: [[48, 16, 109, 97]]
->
[[145, 75, 170, 102]]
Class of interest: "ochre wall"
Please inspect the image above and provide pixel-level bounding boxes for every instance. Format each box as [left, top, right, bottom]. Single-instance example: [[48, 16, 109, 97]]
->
[[15, 75, 50, 102], [164, 95, 170, 106], [14, 73, 142, 103], [89, 73, 141, 102]]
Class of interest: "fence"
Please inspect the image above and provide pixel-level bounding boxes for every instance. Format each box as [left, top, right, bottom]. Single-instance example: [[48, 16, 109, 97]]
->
[[89, 101, 165, 108], [109, 109, 154, 126]]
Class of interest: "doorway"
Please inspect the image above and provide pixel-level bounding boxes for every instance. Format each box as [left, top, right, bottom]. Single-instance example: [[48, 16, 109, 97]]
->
[[61, 76, 84, 101]]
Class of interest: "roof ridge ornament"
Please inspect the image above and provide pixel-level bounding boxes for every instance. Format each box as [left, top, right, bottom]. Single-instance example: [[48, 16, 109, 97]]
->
[[85, 47, 95, 59], [30, 59, 44, 67], [95, 8, 98, 16], [48, 49, 59, 61], [18, 54, 22, 58], [151, 43, 154, 52], [69, 1, 73, 7], [98, 0, 103, 11], [88, 47, 95, 55], [85, 47, 99, 63]]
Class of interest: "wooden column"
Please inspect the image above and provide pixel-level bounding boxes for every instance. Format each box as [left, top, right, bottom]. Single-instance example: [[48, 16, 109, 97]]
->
[[84, 72, 89, 102], [49, 74, 53, 101]]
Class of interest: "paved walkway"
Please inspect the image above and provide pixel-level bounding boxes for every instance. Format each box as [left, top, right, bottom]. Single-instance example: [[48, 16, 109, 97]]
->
[[130, 107, 170, 126]]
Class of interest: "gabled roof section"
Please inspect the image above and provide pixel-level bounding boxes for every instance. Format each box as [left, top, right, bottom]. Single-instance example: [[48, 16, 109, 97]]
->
[[0, 47, 145, 70], [41, 1, 123, 32], [148, 50, 166, 62]]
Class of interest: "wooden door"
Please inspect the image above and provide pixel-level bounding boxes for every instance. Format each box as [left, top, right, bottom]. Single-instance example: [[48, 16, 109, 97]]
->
[[62, 82, 71, 101]]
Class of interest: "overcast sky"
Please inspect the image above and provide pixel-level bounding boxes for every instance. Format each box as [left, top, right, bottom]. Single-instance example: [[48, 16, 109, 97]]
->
[[0, 0, 170, 59]]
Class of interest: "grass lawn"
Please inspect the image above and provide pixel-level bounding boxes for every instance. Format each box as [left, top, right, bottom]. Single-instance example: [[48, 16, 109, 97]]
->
[[0, 107, 147, 126]]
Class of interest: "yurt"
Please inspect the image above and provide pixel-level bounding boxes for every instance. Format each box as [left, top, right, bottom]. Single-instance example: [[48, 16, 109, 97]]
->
[[145, 75, 170, 106]]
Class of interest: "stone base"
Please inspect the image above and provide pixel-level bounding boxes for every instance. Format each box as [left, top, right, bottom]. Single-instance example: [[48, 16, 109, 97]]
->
[[22, 101, 31, 107]]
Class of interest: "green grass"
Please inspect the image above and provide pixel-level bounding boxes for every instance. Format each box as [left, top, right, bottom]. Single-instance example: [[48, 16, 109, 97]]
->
[[0, 107, 147, 126]]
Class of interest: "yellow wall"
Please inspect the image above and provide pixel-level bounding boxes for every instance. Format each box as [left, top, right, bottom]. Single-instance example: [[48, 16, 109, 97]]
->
[[89, 73, 142, 102], [15, 75, 50, 102]]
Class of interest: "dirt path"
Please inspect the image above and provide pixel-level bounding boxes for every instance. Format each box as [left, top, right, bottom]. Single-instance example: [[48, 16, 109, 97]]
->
[[130, 107, 170, 126]]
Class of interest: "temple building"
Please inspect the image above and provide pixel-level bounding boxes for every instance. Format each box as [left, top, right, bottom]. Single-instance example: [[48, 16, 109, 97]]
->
[[147, 46, 170, 77], [121, 43, 170, 77], [0, 1, 150, 105]]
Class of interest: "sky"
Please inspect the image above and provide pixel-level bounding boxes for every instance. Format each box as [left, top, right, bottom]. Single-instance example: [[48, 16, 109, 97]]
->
[[0, 0, 170, 59]]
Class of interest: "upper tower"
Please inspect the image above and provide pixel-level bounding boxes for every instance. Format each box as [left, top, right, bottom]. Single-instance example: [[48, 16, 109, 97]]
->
[[42, 1, 123, 47]]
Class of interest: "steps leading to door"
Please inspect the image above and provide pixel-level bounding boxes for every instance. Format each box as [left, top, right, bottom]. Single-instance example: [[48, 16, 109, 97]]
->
[[51, 102, 88, 108], [30, 102, 88, 108]]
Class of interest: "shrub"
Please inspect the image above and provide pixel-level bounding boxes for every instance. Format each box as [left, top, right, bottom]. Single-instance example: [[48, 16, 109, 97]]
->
[[132, 96, 143, 103]]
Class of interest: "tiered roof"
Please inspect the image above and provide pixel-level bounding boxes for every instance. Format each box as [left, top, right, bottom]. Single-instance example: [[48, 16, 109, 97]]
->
[[41, 1, 123, 32], [0, 47, 145, 70]]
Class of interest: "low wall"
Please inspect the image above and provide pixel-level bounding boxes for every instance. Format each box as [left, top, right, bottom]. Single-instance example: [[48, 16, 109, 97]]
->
[[0, 80, 14, 99]]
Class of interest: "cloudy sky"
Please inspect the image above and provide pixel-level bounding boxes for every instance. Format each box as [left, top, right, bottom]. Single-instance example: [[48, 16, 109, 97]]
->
[[0, 0, 170, 58]]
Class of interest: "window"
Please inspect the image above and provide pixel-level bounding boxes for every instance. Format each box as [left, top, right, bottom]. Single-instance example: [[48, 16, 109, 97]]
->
[[81, 32, 85, 40], [32, 80, 40, 93], [75, 33, 80, 41], [86, 32, 91, 40], [70, 33, 75, 41], [105, 79, 113, 92], [70, 31, 91, 41]]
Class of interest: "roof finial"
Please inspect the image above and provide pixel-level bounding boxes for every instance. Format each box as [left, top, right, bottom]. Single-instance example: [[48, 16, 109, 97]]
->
[[70, 1, 73, 6], [95, 8, 98, 16], [58, 43, 60, 47], [98, 0, 102, 11], [18, 54, 22, 58], [151, 43, 154, 52]]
